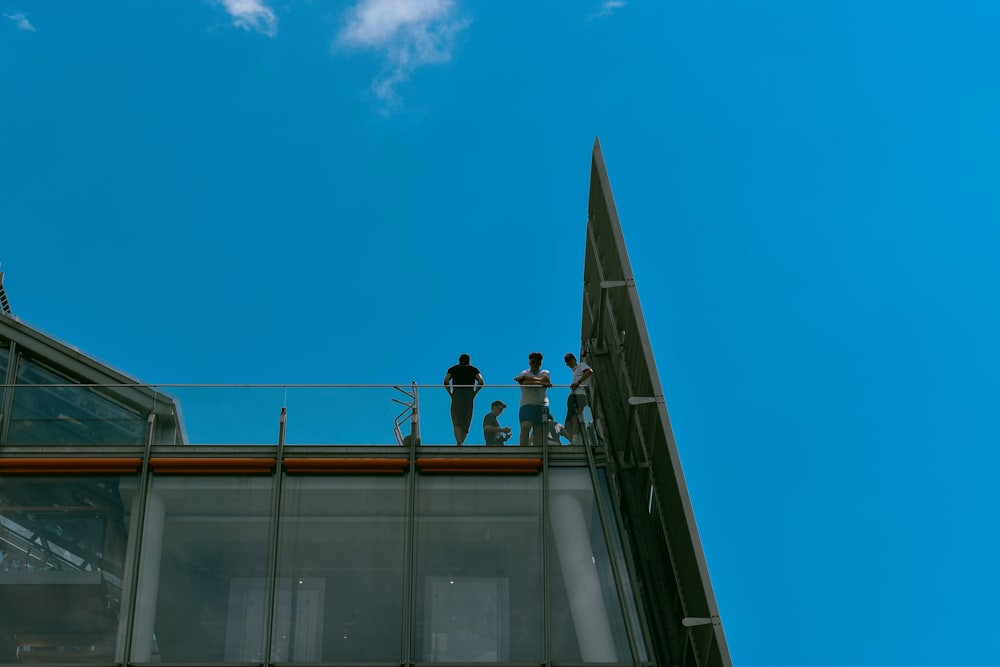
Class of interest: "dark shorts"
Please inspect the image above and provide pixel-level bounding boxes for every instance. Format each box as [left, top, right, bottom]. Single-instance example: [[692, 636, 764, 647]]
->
[[450, 395, 474, 429], [518, 404, 545, 426], [566, 393, 589, 421]]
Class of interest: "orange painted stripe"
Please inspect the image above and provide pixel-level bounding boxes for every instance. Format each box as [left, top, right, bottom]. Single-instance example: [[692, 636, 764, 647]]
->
[[283, 458, 409, 474], [0, 457, 143, 474], [416, 457, 542, 473], [149, 457, 276, 474]]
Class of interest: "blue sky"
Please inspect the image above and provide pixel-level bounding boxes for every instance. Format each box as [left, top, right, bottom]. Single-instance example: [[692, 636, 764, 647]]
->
[[2, 1, 999, 665]]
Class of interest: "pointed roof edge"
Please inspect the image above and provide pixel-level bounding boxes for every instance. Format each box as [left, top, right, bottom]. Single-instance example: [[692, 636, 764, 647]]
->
[[582, 140, 734, 667]]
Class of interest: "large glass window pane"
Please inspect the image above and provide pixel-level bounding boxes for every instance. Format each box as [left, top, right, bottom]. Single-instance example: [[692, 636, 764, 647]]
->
[[595, 469, 648, 662], [0, 344, 9, 419], [131, 476, 273, 663], [0, 474, 137, 663], [414, 475, 541, 663], [273, 475, 406, 663], [548, 468, 633, 664], [8, 357, 146, 445]]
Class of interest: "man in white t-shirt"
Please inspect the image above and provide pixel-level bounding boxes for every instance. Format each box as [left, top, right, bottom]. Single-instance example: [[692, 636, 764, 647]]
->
[[564, 353, 594, 444], [514, 351, 551, 446]]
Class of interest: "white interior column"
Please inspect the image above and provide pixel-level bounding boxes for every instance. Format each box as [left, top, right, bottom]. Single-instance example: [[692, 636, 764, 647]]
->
[[130, 490, 165, 662], [550, 490, 618, 662]]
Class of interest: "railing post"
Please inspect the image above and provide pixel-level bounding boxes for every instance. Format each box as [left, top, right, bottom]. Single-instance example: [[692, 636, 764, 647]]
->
[[119, 396, 158, 665], [403, 381, 419, 665], [261, 404, 287, 665]]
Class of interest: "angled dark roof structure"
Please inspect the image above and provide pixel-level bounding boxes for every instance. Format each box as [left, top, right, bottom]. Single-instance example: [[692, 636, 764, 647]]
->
[[582, 138, 732, 667]]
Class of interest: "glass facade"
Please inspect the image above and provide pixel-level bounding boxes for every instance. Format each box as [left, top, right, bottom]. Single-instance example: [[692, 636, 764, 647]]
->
[[549, 468, 633, 663], [0, 463, 644, 666], [9, 359, 146, 446], [0, 345, 8, 384], [274, 475, 407, 663], [415, 475, 542, 663], [0, 474, 136, 663], [132, 476, 274, 663]]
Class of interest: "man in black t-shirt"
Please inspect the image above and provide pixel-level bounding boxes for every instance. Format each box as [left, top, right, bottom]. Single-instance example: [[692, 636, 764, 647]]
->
[[483, 400, 512, 446], [443, 353, 484, 445]]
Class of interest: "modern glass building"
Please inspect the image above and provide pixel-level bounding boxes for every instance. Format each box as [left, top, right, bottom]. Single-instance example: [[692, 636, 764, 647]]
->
[[0, 141, 731, 667]]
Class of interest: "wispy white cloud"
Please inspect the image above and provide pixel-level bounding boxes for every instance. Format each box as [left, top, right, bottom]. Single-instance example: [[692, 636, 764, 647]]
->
[[588, 0, 626, 19], [4, 12, 36, 32], [336, 0, 470, 112], [219, 0, 277, 37]]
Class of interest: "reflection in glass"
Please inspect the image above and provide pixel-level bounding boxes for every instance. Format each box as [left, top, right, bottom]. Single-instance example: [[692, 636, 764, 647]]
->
[[0, 345, 8, 425], [273, 475, 406, 662], [596, 468, 648, 662], [8, 358, 146, 445], [548, 468, 632, 663], [414, 475, 541, 662], [131, 476, 272, 663], [0, 475, 135, 663]]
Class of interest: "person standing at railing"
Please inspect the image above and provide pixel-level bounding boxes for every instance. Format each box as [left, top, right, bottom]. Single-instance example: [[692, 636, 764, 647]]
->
[[443, 353, 484, 445], [563, 352, 594, 445], [483, 400, 513, 445], [514, 351, 552, 446]]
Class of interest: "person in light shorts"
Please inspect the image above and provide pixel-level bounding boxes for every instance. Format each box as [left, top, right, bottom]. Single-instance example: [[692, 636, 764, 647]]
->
[[514, 351, 551, 446]]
